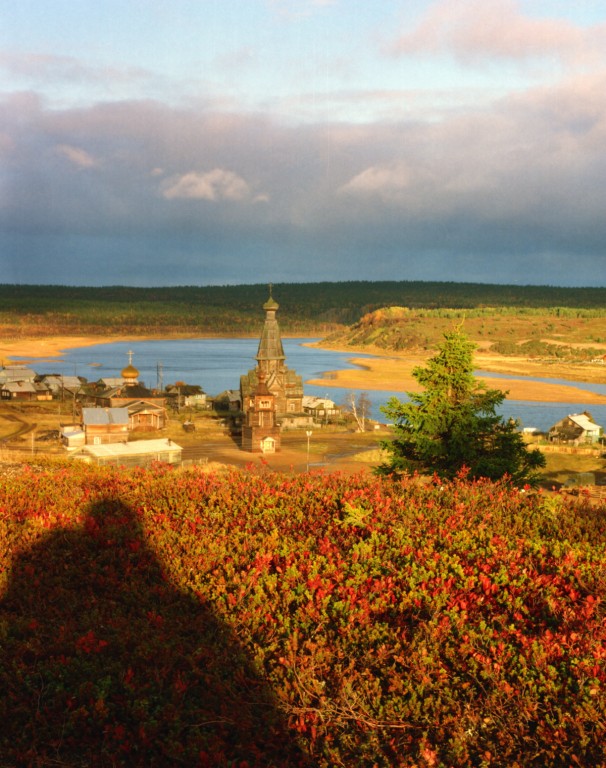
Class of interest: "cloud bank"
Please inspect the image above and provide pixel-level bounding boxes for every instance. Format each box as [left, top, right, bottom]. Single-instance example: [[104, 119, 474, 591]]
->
[[1, 0, 606, 287]]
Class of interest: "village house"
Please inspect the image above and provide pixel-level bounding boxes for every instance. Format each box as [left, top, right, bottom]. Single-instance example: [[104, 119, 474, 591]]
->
[[96, 377, 124, 389], [79, 354, 167, 429], [549, 412, 603, 445], [1, 380, 38, 401], [302, 395, 340, 423], [1, 379, 53, 401], [0, 364, 50, 401], [165, 383, 207, 410], [82, 407, 129, 445], [0, 365, 37, 385], [126, 400, 167, 432], [38, 374, 85, 397], [214, 390, 241, 411]]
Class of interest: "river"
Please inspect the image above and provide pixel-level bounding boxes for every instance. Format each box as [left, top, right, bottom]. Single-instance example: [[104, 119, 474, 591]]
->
[[14, 338, 606, 433]]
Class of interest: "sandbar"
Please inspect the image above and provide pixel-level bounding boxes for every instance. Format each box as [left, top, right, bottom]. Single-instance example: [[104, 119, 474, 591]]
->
[[0, 336, 135, 364], [307, 351, 606, 406]]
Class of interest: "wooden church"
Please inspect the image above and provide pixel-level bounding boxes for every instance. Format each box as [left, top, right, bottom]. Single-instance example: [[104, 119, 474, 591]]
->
[[241, 372, 281, 453], [240, 288, 304, 452]]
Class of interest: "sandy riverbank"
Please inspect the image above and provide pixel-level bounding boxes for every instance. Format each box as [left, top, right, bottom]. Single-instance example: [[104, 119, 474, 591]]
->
[[306, 350, 606, 405], [0, 335, 137, 363], [3, 335, 606, 406]]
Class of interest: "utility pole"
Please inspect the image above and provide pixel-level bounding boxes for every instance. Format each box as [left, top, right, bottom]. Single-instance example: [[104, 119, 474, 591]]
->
[[306, 429, 312, 472]]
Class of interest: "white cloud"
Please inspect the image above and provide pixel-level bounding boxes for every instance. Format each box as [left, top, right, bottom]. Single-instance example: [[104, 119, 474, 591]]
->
[[55, 144, 98, 168], [339, 165, 412, 199], [160, 169, 253, 202], [389, 0, 606, 68], [268, 0, 336, 20]]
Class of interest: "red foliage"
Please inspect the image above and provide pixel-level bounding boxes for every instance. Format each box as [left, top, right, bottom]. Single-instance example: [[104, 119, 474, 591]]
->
[[1, 462, 605, 766]]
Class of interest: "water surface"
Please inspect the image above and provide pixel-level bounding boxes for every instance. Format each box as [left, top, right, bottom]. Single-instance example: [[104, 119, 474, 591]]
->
[[17, 338, 606, 433]]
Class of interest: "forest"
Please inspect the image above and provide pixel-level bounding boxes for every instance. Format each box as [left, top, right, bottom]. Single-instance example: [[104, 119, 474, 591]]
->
[[2, 281, 606, 339]]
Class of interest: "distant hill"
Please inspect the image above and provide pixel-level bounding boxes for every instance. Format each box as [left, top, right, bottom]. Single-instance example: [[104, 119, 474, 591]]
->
[[2, 281, 606, 338], [322, 304, 606, 359]]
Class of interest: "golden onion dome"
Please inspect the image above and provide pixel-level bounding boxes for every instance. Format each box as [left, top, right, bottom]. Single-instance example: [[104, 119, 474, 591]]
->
[[263, 296, 279, 311], [121, 363, 139, 380]]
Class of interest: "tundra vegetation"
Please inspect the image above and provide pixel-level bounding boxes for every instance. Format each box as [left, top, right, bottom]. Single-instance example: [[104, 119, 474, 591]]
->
[[1, 462, 605, 766], [322, 305, 606, 360]]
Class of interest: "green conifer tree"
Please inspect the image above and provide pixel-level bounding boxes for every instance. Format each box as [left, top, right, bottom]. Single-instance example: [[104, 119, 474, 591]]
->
[[377, 329, 546, 484]]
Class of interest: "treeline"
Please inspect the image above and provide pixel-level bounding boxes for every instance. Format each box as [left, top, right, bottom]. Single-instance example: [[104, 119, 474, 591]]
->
[[2, 281, 606, 338]]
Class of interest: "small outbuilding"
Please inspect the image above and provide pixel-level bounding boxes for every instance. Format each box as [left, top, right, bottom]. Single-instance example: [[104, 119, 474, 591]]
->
[[71, 438, 182, 467], [61, 426, 86, 448]]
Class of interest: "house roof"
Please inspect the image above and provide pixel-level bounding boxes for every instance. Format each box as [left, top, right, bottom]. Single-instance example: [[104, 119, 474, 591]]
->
[[0, 367, 37, 383], [82, 407, 129, 426], [61, 427, 85, 438], [97, 378, 124, 387], [216, 389, 241, 402], [125, 400, 166, 415], [1, 381, 37, 393], [568, 414, 601, 431], [302, 395, 337, 409], [96, 384, 161, 401], [74, 438, 182, 459], [551, 413, 602, 433], [166, 384, 205, 395], [40, 374, 83, 389]]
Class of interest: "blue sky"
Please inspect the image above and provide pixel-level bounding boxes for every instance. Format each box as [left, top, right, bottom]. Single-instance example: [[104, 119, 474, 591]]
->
[[1, 0, 606, 287]]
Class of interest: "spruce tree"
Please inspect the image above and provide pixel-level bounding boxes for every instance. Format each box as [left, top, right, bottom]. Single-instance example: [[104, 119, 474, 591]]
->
[[377, 329, 546, 484]]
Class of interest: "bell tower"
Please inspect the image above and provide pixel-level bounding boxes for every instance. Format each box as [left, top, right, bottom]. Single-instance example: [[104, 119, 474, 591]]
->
[[241, 372, 281, 452]]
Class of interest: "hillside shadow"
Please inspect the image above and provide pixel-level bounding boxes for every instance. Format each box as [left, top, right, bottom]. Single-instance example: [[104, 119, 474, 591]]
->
[[0, 499, 307, 767]]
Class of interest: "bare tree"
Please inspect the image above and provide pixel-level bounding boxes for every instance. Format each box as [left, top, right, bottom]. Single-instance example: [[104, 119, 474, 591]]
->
[[344, 391, 372, 432]]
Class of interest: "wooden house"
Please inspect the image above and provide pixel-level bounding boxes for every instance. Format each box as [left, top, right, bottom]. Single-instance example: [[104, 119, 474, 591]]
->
[[1, 380, 39, 401], [82, 407, 129, 445], [548, 412, 602, 445], [126, 400, 167, 432], [0, 365, 37, 385], [38, 374, 85, 396], [302, 395, 340, 423], [165, 383, 207, 409]]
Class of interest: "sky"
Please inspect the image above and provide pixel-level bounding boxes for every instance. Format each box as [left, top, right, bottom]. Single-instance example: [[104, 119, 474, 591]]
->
[[1, 0, 606, 288]]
